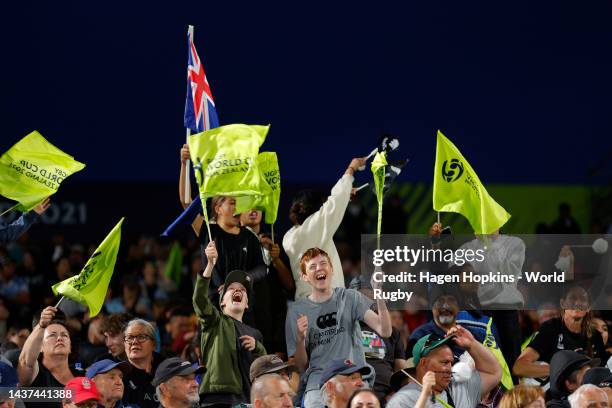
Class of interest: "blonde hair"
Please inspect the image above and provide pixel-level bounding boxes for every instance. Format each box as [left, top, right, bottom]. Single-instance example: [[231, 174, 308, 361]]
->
[[499, 385, 544, 408]]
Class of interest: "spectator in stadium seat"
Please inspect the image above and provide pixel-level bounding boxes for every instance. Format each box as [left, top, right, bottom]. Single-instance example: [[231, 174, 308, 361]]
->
[[121, 319, 164, 408], [319, 359, 371, 408], [250, 374, 295, 408], [386, 328, 502, 408], [19, 307, 85, 408], [347, 389, 382, 408], [581, 367, 612, 403], [100, 313, 132, 362], [282, 157, 366, 300], [547, 350, 598, 408], [63, 377, 102, 408], [513, 286, 607, 380], [193, 241, 266, 406], [568, 384, 608, 408], [499, 384, 545, 408], [286, 247, 391, 408], [86, 359, 133, 408], [152, 357, 205, 408]]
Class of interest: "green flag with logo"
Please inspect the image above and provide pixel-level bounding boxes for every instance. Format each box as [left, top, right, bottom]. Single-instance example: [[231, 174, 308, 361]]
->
[[0, 131, 86, 211], [484, 318, 514, 390], [164, 241, 183, 287], [235, 152, 281, 224], [433, 131, 510, 234], [371, 151, 388, 236], [188, 124, 272, 200], [52, 218, 124, 317]]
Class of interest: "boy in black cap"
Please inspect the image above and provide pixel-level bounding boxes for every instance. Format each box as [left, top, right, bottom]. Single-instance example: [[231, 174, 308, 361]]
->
[[193, 242, 267, 407], [152, 357, 205, 408]]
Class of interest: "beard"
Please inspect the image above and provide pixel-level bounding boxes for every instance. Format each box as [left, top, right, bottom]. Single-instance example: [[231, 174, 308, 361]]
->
[[186, 391, 200, 405], [438, 315, 455, 325]]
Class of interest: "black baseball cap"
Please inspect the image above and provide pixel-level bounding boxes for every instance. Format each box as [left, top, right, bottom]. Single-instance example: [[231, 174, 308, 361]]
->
[[582, 367, 612, 388], [219, 270, 252, 306], [152, 357, 206, 387]]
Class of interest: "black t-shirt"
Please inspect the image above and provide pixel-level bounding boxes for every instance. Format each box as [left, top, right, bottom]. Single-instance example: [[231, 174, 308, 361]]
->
[[361, 323, 405, 400], [123, 353, 164, 408], [25, 360, 85, 408], [530, 317, 607, 363]]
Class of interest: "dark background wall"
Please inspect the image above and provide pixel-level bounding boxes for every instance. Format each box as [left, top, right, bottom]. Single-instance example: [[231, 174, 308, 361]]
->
[[2, 1, 612, 186]]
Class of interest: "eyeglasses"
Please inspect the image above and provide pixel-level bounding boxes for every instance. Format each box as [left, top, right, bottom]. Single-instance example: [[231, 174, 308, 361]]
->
[[124, 334, 152, 344]]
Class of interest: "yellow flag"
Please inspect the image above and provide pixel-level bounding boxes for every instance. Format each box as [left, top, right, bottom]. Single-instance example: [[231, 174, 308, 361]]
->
[[52, 218, 124, 317], [0, 131, 85, 211], [433, 131, 510, 234]]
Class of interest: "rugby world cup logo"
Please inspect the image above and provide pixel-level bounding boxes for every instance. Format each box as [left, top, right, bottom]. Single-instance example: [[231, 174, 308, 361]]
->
[[442, 159, 464, 182]]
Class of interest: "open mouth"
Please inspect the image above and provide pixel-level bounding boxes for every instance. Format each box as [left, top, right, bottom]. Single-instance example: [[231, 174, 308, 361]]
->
[[315, 273, 326, 281], [232, 292, 243, 303]]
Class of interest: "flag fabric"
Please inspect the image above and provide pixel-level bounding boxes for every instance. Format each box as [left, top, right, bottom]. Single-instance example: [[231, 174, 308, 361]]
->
[[484, 318, 514, 390], [235, 152, 281, 224], [371, 151, 388, 237], [184, 29, 219, 132], [164, 241, 183, 287], [188, 124, 271, 199], [433, 131, 510, 234], [0, 131, 85, 212], [52, 218, 124, 317], [161, 196, 203, 237]]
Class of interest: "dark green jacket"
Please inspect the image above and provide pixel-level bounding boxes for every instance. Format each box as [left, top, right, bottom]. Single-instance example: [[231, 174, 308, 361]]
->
[[193, 275, 266, 395]]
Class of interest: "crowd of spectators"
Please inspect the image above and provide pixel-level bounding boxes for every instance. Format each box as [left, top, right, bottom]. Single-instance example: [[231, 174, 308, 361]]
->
[[0, 151, 610, 408]]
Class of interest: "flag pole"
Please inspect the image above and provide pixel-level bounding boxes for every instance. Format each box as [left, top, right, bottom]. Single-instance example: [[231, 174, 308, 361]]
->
[[271, 223, 275, 245], [437, 211, 441, 225], [184, 25, 195, 205], [54, 296, 66, 309], [0, 203, 19, 217]]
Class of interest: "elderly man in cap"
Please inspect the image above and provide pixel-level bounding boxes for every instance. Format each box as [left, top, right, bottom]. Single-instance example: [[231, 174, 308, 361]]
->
[[194, 243, 266, 406], [251, 374, 295, 408], [568, 384, 609, 408], [582, 367, 612, 402], [152, 357, 205, 408], [250, 355, 300, 390], [548, 350, 600, 408], [319, 359, 372, 408], [387, 326, 501, 408], [63, 377, 102, 408], [86, 359, 132, 408]]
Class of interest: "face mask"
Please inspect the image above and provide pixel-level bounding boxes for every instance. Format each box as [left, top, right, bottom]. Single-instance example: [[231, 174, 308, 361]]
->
[[452, 352, 475, 383]]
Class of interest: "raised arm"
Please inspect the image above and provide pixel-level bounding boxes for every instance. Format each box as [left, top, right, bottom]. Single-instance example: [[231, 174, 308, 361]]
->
[[18, 306, 56, 385], [448, 325, 501, 396], [293, 158, 366, 246], [192, 242, 219, 327], [363, 268, 392, 338], [179, 144, 203, 236]]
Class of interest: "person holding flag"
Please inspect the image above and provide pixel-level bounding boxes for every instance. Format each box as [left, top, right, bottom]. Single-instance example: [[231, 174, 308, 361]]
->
[[0, 197, 50, 243], [18, 307, 85, 408], [432, 130, 524, 379]]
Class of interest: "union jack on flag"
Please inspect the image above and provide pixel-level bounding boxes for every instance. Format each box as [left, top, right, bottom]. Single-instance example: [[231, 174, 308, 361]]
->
[[184, 29, 219, 132]]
